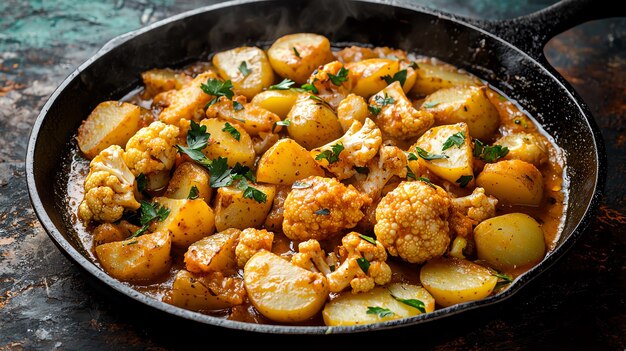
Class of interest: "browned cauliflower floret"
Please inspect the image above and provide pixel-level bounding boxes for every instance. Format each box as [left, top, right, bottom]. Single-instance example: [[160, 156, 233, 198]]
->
[[124, 121, 180, 176], [374, 180, 451, 264], [291, 232, 391, 294], [448, 187, 498, 237], [307, 60, 352, 109], [78, 145, 140, 223], [282, 176, 372, 241], [354, 145, 408, 201], [311, 118, 382, 180], [235, 228, 274, 268], [370, 81, 433, 140]]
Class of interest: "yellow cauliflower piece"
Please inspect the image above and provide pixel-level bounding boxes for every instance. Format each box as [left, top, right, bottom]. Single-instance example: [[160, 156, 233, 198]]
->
[[310, 118, 382, 180], [307, 60, 352, 109], [448, 187, 498, 237], [353, 145, 408, 201], [235, 228, 274, 268], [282, 176, 372, 241], [374, 180, 451, 264], [124, 121, 180, 176], [78, 145, 140, 223]]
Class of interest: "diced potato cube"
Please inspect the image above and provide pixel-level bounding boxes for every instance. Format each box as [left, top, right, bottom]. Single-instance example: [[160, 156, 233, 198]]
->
[[256, 138, 325, 185], [159, 71, 219, 126], [77, 101, 145, 159], [476, 159, 544, 206], [250, 90, 300, 119], [151, 197, 216, 247], [205, 97, 281, 136], [168, 270, 245, 311], [286, 95, 344, 150], [267, 33, 335, 84], [411, 60, 481, 96], [164, 162, 212, 202], [346, 58, 400, 98], [95, 231, 171, 282], [184, 229, 240, 274], [141, 68, 192, 98], [199, 118, 255, 167], [212, 46, 275, 99], [337, 94, 369, 132], [214, 184, 276, 231]]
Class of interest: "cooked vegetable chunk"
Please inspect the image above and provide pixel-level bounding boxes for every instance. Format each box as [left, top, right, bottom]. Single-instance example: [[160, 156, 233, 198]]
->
[[212, 46, 275, 99], [337, 93, 369, 132], [474, 213, 546, 271], [184, 228, 240, 273], [322, 283, 435, 326], [495, 132, 549, 166], [267, 33, 334, 84], [346, 58, 400, 98], [476, 159, 544, 206], [235, 228, 274, 268], [422, 85, 499, 140], [141, 68, 192, 98], [244, 250, 329, 322], [77, 101, 146, 159], [95, 231, 171, 282], [213, 184, 276, 231], [250, 90, 300, 119], [163, 161, 212, 202], [199, 118, 255, 167], [256, 138, 325, 184], [169, 270, 245, 311], [286, 94, 344, 149], [205, 96, 281, 136], [420, 257, 498, 307], [124, 121, 180, 176], [410, 60, 480, 96], [151, 197, 216, 247], [158, 70, 220, 126]]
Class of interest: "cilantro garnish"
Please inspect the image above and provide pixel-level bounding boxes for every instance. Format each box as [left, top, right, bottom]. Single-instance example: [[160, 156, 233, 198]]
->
[[328, 66, 349, 86], [374, 93, 395, 107], [175, 121, 211, 167], [413, 146, 448, 160], [222, 122, 241, 141], [417, 177, 436, 189], [382, 69, 407, 86], [268, 78, 295, 90], [130, 201, 170, 238], [366, 306, 394, 318], [358, 234, 377, 245], [237, 178, 267, 203], [406, 166, 416, 180], [293, 46, 301, 58], [201, 78, 235, 107], [442, 132, 465, 151], [391, 295, 426, 313], [315, 208, 330, 215], [238, 61, 251, 76], [357, 257, 370, 273], [456, 175, 473, 188], [187, 185, 199, 199], [473, 139, 509, 162], [315, 142, 344, 164], [136, 173, 148, 195]]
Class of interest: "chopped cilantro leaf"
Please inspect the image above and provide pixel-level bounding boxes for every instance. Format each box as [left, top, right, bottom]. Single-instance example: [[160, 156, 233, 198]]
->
[[418, 177, 436, 188], [315, 208, 330, 215], [415, 146, 448, 160], [357, 257, 370, 273], [456, 175, 473, 188], [328, 67, 349, 86], [315, 142, 344, 164], [366, 306, 394, 318], [382, 69, 407, 86], [201, 78, 235, 107], [222, 122, 241, 141], [268, 78, 295, 90], [358, 234, 377, 245], [238, 61, 251, 76], [293, 46, 301, 58], [188, 185, 199, 199], [391, 295, 426, 313], [442, 132, 465, 151]]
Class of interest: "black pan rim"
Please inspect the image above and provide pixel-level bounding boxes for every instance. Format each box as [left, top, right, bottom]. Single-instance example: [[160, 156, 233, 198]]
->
[[25, 0, 607, 335]]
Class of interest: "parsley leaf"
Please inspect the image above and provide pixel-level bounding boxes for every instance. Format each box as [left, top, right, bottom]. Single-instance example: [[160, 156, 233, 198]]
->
[[456, 175, 473, 188], [442, 132, 465, 151], [328, 67, 349, 86], [315, 208, 330, 215], [368, 105, 381, 115], [237, 178, 267, 203], [366, 306, 394, 318], [409, 61, 419, 70], [233, 100, 244, 111], [292, 180, 312, 189], [309, 94, 324, 103], [422, 101, 440, 108], [238, 61, 251, 76], [374, 93, 395, 107], [268, 78, 295, 90], [136, 173, 148, 194], [382, 69, 407, 86], [272, 119, 290, 132], [391, 295, 426, 313], [175, 121, 211, 167], [201, 78, 235, 107], [293, 46, 301, 58], [300, 83, 318, 94], [406, 166, 416, 180], [358, 234, 377, 245], [473, 139, 509, 162], [357, 257, 370, 273], [222, 122, 241, 141], [188, 185, 199, 199], [130, 201, 170, 238], [354, 166, 370, 174], [415, 146, 448, 160], [418, 177, 436, 189], [315, 142, 344, 164]]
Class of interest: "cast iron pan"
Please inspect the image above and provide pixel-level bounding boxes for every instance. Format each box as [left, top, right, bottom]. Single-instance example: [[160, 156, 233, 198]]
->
[[26, 0, 612, 334]]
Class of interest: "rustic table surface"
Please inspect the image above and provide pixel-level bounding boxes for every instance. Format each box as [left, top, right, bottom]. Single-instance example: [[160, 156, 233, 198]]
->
[[1, 0, 624, 350]]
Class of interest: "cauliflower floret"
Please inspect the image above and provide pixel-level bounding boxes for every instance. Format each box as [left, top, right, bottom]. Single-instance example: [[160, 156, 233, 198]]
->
[[307, 60, 352, 109], [374, 180, 451, 264], [311, 118, 382, 180], [78, 145, 140, 223], [354, 145, 408, 201], [292, 232, 391, 294], [235, 228, 274, 268], [124, 121, 180, 176], [282, 176, 372, 241], [448, 187, 498, 237], [370, 81, 433, 140]]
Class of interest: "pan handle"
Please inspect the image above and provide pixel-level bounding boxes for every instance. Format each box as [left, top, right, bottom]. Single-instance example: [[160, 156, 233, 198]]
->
[[469, 0, 625, 60]]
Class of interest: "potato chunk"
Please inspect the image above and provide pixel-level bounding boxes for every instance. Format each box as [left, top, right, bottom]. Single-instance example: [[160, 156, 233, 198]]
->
[[474, 213, 546, 271], [77, 101, 145, 159], [411, 60, 480, 96], [95, 231, 171, 282], [141, 68, 192, 98], [159, 71, 219, 126], [168, 270, 245, 311], [244, 250, 329, 322], [422, 86, 499, 140], [199, 118, 255, 167], [214, 184, 276, 231], [205, 96, 281, 136], [184, 229, 240, 274], [212, 46, 275, 99], [476, 159, 544, 206], [346, 58, 400, 98], [267, 33, 334, 84], [250, 90, 300, 119], [164, 162, 212, 202], [256, 138, 325, 184], [151, 197, 216, 247], [420, 257, 498, 307], [286, 95, 344, 149], [337, 93, 369, 132], [411, 122, 474, 186], [495, 132, 549, 166], [322, 283, 435, 326]]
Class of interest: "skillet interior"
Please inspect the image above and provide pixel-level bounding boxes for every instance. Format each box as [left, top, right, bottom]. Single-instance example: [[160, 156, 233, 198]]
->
[[27, 0, 604, 334]]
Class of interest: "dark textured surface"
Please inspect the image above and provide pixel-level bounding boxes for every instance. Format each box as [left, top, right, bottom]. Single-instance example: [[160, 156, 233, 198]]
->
[[1, 0, 624, 350]]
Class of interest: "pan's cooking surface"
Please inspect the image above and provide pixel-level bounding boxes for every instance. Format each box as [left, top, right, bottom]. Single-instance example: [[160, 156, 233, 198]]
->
[[3, 0, 620, 345]]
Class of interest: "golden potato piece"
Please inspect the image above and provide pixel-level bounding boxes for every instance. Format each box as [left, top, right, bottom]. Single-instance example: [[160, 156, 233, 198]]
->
[[212, 46, 275, 99], [168, 270, 245, 311], [474, 213, 546, 271], [337, 93, 369, 132], [411, 60, 480, 96], [159, 71, 219, 126], [184, 228, 240, 274], [476, 159, 544, 206], [322, 283, 435, 326], [346, 58, 400, 98], [495, 132, 549, 166], [141, 68, 192, 98], [267, 33, 334, 84], [244, 250, 329, 323], [151, 197, 216, 247], [411, 122, 474, 186], [420, 257, 498, 307], [205, 96, 282, 136], [77, 101, 145, 159], [199, 118, 255, 167], [286, 95, 343, 149], [422, 85, 499, 140], [256, 138, 325, 185], [250, 89, 300, 119], [214, 184, 276, 231], [95, 231, 171, 283], [164, 162, 212, 202]]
